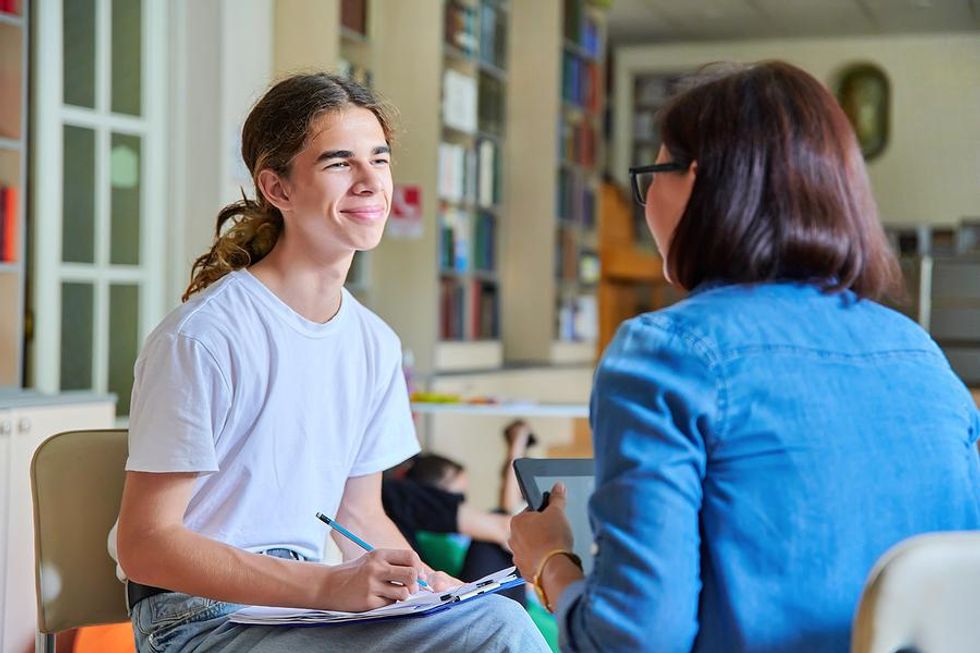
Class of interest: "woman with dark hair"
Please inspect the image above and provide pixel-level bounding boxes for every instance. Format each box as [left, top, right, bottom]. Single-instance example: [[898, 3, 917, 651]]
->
[[111, 72, 548, 652], [509, 61, 980, 652]]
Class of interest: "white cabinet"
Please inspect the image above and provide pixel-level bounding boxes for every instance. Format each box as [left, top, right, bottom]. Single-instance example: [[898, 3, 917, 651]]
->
[[0, 395, 115, 653]]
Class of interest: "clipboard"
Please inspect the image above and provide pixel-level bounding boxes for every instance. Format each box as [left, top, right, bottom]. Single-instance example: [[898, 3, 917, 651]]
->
[[229, 566, 524, 626]]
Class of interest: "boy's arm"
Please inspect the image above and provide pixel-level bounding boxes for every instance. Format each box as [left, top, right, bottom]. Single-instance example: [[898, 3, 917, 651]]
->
[[337, 472, 461, 589], [117, 471, 422, 611]]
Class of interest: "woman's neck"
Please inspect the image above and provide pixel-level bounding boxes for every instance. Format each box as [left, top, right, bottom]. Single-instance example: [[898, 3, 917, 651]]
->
[[248, 234, 354, 324]]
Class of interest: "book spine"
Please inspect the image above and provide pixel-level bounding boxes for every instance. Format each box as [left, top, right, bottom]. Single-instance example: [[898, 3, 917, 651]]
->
[[1, 186, 14, 262]]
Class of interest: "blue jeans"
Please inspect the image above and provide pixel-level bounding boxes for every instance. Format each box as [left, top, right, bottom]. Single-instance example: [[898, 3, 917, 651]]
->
[[129, 550, 549, 653]]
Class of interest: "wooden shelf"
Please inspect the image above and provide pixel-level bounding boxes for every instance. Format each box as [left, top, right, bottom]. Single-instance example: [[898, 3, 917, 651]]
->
[[339, 25, 369, 43], [411, 400, 588, 417]]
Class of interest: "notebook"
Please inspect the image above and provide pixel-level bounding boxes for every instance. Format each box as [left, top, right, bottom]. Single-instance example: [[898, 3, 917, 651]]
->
[[229, 566, 523, 626]]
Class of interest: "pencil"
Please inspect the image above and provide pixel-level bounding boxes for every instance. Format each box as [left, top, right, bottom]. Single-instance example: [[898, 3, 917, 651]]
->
[[315, 512, 431, 589]]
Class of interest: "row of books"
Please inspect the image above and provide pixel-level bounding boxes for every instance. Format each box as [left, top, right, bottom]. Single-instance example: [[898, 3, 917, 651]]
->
[[563, 0, 602, 59], [445, 0, 508, 70], [439, 207, 497, 274], [0, 186, 18, 263], [557, 169, 597, 229], [438, 139, 501, 208], [556, 293, 598, 342], [885, 221, 980, 257], [555, 227, 599, 285], [559, 115, 598, 167], [440, 277, 499, 340], [445, 0, 479, 57], [340, 0, 368, 36], [443, 69, 478, 134], [634, 72, 686, 107], [562, 52, 602, 112], [478, 72, 505, 136], [478, 1, 507, 70]]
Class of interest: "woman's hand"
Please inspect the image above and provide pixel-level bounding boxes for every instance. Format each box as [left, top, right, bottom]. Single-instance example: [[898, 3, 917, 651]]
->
[[317, 548, 428, 612], [508, 482, 575, 580]]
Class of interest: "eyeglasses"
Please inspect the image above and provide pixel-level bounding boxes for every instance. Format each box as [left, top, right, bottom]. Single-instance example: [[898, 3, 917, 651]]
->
[[628, 162, 688, 206]]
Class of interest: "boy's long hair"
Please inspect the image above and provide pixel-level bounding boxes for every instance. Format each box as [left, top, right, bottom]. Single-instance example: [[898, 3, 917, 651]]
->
[[182, 73, 396, 301]]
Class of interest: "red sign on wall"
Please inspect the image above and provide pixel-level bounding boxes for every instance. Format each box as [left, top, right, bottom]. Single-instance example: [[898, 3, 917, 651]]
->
[[388, 184, 423, 239]]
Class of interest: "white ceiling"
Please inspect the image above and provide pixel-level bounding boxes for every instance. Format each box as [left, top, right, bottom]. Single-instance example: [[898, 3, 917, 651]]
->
[[605, 0, 980, 44]]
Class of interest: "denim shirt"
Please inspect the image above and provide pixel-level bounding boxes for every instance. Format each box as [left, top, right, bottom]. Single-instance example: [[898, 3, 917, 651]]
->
[[557, 281, 980, 653]]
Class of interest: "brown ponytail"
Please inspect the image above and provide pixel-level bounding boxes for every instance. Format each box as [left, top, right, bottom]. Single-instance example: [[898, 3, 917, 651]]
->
[[181, 193, 283, 302], [182, 72, 395, 301]]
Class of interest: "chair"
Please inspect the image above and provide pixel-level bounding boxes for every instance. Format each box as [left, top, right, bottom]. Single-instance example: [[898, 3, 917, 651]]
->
[[852, 531, 980, 653], [31, 429, 130, 653]]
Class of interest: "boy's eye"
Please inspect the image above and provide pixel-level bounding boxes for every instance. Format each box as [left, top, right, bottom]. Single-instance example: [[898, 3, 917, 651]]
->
[[326, 161, 349, 170], [373, 158, 390, 166]]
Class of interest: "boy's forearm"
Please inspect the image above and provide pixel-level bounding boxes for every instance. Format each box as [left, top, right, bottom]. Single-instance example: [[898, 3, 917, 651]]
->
[[122, 524, 325, 608]]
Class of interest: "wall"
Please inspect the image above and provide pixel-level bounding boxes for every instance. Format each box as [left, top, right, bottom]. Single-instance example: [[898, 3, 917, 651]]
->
[[167, 0, 273, 306], [613, 33, 980, 226]]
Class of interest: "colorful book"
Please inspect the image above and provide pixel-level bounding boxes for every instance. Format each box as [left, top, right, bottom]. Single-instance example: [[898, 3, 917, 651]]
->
[[1, 186, 15, 262]]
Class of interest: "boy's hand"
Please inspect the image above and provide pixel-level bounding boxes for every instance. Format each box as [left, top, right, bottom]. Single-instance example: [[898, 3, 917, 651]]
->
[[318, 548, 427, 612]]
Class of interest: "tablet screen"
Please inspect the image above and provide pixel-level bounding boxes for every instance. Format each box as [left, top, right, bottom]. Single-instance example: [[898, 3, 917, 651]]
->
[[513, 458, 596, 575], [530, 474, 595, 574]]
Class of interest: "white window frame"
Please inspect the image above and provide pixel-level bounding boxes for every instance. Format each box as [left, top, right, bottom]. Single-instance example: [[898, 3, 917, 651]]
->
[[32, 0, 167, 405]]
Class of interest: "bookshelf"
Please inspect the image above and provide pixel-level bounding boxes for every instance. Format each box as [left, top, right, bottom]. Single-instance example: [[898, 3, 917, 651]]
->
[[436, 0, 507, 351], [0, 0, 27, 388], [504, 0, 606, 366]]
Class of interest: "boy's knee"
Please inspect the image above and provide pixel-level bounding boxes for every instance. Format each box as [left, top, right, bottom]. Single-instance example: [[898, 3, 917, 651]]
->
[[482, 594, 526, 619]]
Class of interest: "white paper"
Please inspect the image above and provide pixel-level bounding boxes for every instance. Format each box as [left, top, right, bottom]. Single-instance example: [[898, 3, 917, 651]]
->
[[229, 566, 519, 626]]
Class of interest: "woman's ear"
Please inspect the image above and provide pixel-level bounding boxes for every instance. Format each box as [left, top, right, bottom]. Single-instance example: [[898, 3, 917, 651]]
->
[[257, 169, 291, 212]]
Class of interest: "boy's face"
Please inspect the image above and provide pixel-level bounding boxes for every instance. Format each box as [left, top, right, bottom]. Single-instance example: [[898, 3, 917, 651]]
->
[[278, 107, 393, 256], [441, 469, 469, 495]]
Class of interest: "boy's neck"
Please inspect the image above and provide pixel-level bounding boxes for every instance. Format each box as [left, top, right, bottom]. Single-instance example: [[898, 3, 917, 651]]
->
[[248, 235, 353, 324]]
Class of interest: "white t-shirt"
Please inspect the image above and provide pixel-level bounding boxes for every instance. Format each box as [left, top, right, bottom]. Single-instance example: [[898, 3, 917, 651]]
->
[[110, 269, 419, 569]]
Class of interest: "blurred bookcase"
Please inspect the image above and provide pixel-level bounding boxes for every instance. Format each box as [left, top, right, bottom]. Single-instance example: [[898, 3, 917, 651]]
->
[[504, 0, 607, 366], [884, 221, 980, 387], [437, 0, 507, 351], [0, 0, 28, 388]]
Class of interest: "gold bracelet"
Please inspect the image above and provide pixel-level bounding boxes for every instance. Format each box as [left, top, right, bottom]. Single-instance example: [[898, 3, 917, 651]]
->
[[532, 549, 583, 612]]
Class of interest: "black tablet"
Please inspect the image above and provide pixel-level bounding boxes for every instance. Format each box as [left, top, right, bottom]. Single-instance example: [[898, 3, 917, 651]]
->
[[513, 457, 596, 574]]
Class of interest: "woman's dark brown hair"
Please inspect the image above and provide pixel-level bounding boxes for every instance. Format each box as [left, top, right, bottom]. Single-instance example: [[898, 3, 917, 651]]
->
[[182, 72, 396, 301], [659, 61, 901, 300]]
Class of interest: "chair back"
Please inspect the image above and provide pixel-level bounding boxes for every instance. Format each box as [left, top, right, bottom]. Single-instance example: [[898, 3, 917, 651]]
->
[[31, 429, 130, 634], [852, 531, 980, 653]]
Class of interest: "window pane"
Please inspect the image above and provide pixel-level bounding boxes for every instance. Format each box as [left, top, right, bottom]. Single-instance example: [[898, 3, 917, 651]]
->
[[63, 0, 96, 109], [60, 282, 94, 391], [109, 283, 139, 416], [110, 133, 141, 264], [111, 0, 142, 116], [63, 125, 96, 263]]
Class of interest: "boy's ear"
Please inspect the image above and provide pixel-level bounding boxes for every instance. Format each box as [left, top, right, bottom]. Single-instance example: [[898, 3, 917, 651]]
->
[[257, 169, 291, 212]]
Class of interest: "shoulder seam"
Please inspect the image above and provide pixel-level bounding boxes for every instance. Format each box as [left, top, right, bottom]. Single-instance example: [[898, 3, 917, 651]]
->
[[632, 314, 730, 450]]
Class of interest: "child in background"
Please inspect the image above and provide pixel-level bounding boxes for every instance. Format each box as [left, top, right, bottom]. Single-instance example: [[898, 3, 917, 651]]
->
[[383, 420, 535, 605]]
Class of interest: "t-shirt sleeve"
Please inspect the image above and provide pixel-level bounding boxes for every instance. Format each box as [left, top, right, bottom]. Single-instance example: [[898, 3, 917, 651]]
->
[[126, 332, 231, 473], [349, 348, 420, 477]]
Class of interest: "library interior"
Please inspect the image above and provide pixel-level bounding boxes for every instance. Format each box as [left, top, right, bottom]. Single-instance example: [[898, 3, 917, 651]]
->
[[1, 1, 979, 652]]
